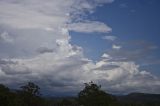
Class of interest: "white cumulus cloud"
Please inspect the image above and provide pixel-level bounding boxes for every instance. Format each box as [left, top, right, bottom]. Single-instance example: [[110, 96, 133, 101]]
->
[[0, 0, 159, 95]]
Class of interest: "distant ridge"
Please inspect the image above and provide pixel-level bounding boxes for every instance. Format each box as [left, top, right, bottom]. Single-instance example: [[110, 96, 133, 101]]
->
[[117, 92, 160, 105]]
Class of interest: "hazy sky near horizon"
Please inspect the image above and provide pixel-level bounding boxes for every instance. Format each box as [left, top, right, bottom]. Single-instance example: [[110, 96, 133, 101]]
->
[[0, 0, 160, 96]]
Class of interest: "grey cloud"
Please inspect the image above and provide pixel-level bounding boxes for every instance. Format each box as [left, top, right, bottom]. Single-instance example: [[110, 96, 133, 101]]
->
[[0, 59, 31, 75], [94, 64, 119, 70], [0, 0, 117, 95], [1, 66, 31, 75], [0, 0, 160, 95], [0, 53, 160, 95], [0, 59, 17, 65], [0, 31, 13, 43], [37, 47, 53, 54], [94, 61, 160, 94], [0, 53, 91, 95]]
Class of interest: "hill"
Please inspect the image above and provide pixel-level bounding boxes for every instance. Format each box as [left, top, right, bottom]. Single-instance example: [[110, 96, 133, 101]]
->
[[117, 93, 160, 106]]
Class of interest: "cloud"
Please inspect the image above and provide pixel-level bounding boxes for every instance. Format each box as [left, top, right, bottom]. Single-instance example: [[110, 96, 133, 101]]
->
[[119, 3, 128, 8], [68, 21, 112, 33], [0, 0, 72, 30], [0, 0, 160, 95], [37, 47, 54, 54], [101, 53, 112, 59], [112, 44, 121, 50], [94, 58, 160, 94], [0, 53, 93, 94], [0, 31, 13, 43], [107, 40, 158, 62], [70, 0, 114, 20], [1, 52, 160, 95], [103, 35, 117, 41]]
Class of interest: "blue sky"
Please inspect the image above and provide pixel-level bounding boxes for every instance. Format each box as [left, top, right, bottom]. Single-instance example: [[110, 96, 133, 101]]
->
[[71, 0, 160, 76], [0, 0, 160, 96]]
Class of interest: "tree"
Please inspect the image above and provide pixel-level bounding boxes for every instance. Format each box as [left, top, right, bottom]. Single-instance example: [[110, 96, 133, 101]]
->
[[61, 99, 73, 106], [21, 82, 40, 96], [20, 82, 44, 106], [0, 84, 20, 106], [78, 81, 117, 106], [0, 84, 10, 106]]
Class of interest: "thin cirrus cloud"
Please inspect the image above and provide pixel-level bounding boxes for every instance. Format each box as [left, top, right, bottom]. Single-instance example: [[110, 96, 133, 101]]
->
[[68, 21, 112, 33], [108, 40, 159, 62], [103, 35, 117, 41], [0, 0, 160, 95]]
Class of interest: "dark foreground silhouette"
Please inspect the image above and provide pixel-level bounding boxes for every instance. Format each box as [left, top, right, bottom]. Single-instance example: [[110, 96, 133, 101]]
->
[[0, 82, 160, 106]]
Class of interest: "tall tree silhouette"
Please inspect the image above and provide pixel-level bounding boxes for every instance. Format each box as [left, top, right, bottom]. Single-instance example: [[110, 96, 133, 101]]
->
[[0, 84, 20, 106], [20, 82, 43, 106], [21, 82, 40, 96], [78, 81, 117, 106]]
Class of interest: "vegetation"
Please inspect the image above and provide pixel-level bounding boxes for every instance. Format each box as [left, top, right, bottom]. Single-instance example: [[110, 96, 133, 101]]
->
[[0, 82, 46, 106], [0, 82, 159, 106], [78, 81, 117, 106]]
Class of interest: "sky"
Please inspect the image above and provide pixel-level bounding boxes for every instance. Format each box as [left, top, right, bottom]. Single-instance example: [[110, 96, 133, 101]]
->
[[0, 0, 160, 96]]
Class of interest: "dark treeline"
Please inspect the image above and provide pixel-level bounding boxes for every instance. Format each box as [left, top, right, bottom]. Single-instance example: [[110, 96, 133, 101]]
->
[[0, 81, 160, 106]]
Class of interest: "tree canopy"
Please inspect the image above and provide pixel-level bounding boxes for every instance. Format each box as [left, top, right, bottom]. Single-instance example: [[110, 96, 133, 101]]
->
[[20, 82, 40, 96], [0, 81, 159, 106], [78, 81, 117, 106]]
